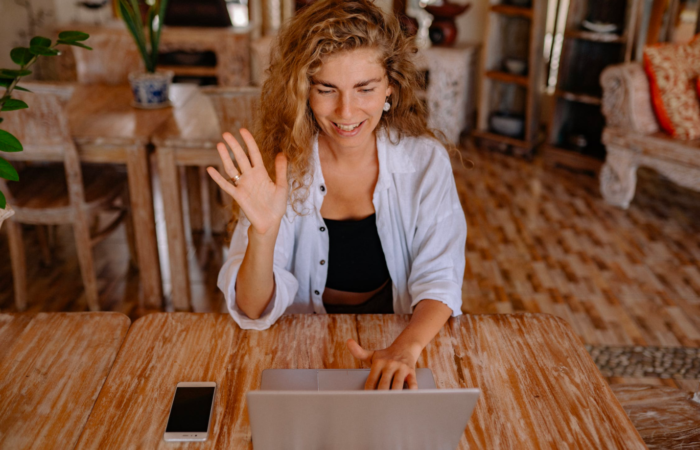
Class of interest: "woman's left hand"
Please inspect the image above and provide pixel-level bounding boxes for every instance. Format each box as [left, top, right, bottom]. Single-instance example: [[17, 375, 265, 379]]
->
[[347, 339, 421, 390]]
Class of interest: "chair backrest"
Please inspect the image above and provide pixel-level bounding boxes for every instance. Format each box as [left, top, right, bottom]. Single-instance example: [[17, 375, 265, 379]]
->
[[200, 86, 261, 135], [72, 30, 143, 85], [0, 82, 86, 207], [1, 82, 76, 159]]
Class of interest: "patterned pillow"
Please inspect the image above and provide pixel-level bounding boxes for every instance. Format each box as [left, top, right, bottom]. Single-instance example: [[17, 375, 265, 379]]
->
[[643, 38, 700, 139]]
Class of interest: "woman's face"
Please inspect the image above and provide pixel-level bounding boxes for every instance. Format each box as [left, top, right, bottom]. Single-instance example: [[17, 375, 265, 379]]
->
[[309, 47, 392, 152]]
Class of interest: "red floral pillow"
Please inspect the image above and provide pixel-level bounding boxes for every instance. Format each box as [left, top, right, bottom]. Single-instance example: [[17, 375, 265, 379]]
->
[[644, 38, 700, 139]]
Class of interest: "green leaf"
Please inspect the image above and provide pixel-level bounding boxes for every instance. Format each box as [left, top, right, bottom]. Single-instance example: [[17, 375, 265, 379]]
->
[[0, 69, 31, 77], [57, 40, 93, 50], [29, 46, 60, 57], [119, 0, 153, 72], [0, 79, 30, 92], [30, 36, 51, 47], [1, 99, 29, 112], [0, 190, 6, 209], [0, 129, 23, 152], [0, 157, 19, 182], [58, 31, 89, 41], [10, 47, 33, 66]]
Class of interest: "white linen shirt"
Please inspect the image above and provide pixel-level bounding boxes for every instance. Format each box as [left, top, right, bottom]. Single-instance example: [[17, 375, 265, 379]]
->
[[218, 130, 467, 330]]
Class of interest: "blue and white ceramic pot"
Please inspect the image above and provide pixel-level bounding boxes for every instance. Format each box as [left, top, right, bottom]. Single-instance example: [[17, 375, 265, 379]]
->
[[128, 70, 174, 109]]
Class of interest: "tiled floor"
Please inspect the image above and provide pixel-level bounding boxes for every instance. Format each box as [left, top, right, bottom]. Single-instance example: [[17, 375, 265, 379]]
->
[[1, 143, 699, 390]]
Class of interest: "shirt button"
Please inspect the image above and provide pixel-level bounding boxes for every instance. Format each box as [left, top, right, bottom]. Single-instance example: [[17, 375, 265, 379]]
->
[[320, 260, 326, 265], [320, 185, 326, 192], [314, 290, 320, 295], [320, 226, 326, 232]]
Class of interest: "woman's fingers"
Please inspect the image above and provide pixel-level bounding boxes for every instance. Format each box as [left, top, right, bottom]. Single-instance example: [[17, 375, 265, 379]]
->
[[222, 132, 252, 173], [347, 339, 373, 362], [377, 365, 397, 390], [364, 361, 384, 390], [207, 166, 238, 200], [274, 152, 288, 190], [406, 370, 418, 390], [391, 367, 411, 390], [240, 128, 264, 168], [216, 143, 240, 179]]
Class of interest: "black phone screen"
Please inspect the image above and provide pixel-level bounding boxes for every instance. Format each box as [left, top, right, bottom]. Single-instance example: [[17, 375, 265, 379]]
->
[[165, 386, 216, 432]]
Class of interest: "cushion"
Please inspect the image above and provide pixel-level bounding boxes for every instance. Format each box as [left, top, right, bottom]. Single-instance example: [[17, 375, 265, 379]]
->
[[643, 37, 700, 139]]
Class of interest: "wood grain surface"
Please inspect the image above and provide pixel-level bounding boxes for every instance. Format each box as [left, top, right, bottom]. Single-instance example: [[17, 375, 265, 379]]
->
[[74, 313, 646, 449], [0, 312, 130, 450]]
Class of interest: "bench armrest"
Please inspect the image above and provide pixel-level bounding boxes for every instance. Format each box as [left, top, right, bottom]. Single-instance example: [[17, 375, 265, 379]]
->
[[600, 62, 660, 135]]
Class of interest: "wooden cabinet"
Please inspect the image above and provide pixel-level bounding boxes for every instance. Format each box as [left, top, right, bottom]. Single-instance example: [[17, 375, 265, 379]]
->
[[543, 0, 641, 172], [472, 0, 548, 156]]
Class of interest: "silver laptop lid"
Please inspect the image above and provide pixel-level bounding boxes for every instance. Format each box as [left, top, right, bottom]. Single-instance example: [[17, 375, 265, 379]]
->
[[247, 388, 480, 450], [260, 368, 437, 391]]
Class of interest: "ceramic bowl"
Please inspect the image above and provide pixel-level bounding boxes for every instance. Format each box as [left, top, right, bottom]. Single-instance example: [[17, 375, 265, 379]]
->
[[582, 20, 617, 33], [490, 113, 524, 137], [504, 58, 527, 75]]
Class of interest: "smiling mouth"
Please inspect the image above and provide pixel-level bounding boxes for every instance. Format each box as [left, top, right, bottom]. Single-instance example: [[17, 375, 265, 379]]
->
[[332, 120, 365, 132]]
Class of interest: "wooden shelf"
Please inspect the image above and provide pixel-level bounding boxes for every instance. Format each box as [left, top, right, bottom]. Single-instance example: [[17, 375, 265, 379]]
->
[[490, 4, 533, 18], [485, 70, 529, 87], [565, 30, 625, 43], [159, 65, 218, 77], [472, 129, 535, 150], [542, 145, 604, 173], [554, 89, 602, 105]]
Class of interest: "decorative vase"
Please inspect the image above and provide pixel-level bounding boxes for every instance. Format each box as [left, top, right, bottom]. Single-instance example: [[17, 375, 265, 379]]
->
[[0, 205, 14, 231], [425, 1, 471, 47], [128, 70, 174, 109]]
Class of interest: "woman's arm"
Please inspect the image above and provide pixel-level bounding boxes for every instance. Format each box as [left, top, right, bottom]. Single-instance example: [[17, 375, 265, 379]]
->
[[347, 299, 453, 390], [208, 129, 289, 320], [235, 226, 279, 319]]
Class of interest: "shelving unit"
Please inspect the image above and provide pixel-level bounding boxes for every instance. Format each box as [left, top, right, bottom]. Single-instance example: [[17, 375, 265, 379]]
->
[[543, 0, 641, 172], [472, 0, 548, 156]]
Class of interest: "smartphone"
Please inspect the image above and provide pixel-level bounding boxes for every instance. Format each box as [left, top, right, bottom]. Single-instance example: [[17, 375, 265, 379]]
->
[[163, 381, 216, 442]]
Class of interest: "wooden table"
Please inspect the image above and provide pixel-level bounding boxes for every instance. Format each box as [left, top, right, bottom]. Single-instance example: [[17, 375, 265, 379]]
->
[[74, 313, 646, 449], [67, 83, 198, 308], [0, 312, 130, 450], [152, 92, 222, 311]]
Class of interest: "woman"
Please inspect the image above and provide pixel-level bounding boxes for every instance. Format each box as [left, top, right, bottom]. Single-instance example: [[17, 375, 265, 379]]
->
[[207, 0, 466, 390]]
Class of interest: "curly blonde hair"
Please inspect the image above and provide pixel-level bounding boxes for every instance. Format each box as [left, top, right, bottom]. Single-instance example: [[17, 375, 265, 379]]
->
[[253, 0, 445, 213]]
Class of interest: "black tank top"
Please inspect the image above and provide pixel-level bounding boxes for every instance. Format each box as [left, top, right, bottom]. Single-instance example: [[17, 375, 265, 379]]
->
[[323, 213, 391, 293]]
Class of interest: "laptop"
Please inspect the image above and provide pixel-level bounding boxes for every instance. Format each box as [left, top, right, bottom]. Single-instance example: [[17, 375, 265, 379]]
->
[[246, 369, 480, 450]]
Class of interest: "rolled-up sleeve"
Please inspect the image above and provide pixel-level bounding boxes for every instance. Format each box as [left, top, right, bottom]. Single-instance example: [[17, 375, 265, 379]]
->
[[217, 212, 298, 330], [407, 154, 466, 316]]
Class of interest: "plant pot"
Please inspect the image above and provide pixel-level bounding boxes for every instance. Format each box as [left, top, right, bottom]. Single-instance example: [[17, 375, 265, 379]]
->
[[0, 204, 14, 231], [128, 70, 174, 109]]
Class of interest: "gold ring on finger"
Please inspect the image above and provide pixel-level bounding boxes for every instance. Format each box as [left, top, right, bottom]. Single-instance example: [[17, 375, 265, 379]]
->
[[232, 174, 241, 187]]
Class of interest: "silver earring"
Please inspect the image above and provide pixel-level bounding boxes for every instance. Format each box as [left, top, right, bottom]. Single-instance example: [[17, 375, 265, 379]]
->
[[383, 99, 391, 112]]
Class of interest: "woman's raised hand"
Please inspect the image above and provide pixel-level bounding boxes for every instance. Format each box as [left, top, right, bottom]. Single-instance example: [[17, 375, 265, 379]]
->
[[207, 129, 288, 237]]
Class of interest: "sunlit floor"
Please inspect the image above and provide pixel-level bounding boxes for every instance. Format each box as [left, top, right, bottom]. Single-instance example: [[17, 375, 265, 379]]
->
[[1, 142, 699, 391]]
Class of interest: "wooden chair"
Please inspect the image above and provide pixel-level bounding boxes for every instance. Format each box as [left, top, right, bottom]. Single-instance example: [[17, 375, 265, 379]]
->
[[197, 86, 261, 238], [153, 86, 260, 310], [1, 83, 131, 311], [612, 384, 700, 449]]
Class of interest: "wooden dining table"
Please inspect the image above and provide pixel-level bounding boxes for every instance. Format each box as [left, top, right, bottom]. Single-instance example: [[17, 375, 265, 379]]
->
[[66, 83, 199, 308], [74, 312, 646, 449], [0, 312, 130, 450]]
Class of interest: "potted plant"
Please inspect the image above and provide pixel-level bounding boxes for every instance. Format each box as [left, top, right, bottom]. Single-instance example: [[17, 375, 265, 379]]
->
[[0, 32, 92, 229], [118, 0, 173, 109]]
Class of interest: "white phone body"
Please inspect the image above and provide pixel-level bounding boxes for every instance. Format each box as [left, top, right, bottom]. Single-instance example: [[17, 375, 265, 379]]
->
[[163, 381, 216, 442]]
